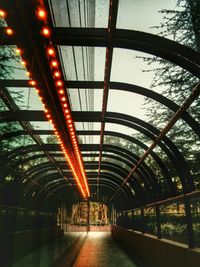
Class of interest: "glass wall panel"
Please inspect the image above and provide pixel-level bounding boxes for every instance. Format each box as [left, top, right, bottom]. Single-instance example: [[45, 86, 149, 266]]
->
[[160, 200, 187, 244]]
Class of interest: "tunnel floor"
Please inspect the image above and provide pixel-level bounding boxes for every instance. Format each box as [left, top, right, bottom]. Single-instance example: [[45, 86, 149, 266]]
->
[[11, 230, 147, 267], [72, 231, 145, 267]]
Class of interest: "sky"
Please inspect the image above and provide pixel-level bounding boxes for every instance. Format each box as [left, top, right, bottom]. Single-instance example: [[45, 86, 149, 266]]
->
[[94, 0, 178, 135]]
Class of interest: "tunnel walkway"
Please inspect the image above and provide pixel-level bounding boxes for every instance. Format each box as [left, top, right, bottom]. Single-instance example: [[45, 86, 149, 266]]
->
[[71, 231, 145, 267]]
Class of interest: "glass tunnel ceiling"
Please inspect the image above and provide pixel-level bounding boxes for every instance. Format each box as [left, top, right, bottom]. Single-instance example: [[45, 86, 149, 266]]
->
[[0, 0, 200, 211]]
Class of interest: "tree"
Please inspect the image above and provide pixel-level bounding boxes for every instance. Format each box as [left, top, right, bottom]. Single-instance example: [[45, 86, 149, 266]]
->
[[138, 0, 200, 187]]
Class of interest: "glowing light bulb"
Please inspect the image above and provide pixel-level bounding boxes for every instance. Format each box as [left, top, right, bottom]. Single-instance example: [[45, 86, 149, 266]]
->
[[0, 10, 5, 18], [47, 47, 55, 56], [59, 89, 64, 94], [42, 27, 50, 37], [6, 28, 13, 35], [56, 80, 63, 87], [37, 9, 46, 19], [51, 60, 58, 67], [15, 48, 21, 54], [29, 80, 36, 86], [54, 71, 60, 77]]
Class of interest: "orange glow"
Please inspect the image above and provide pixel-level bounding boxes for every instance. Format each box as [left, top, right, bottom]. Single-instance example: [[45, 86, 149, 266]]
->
[[51, 60, 58, 67], [47, 47, 55, 56], [29, 80, 36, 86], [63, 103, 68, 108], [15, 48, 21, 54], [0, 10, 5, 18], [21, 60, 26, 66], [42, 27, 50, 37], [54, 71, 60, 77], [6, 28, 13, 35], [36, 88, 40, 93], [37, 9, 46, 19], [64, 109, 69, 114], [26, 71, 31, 76], [46, 114, 51, 119], [58, 89, 64, 94], [56, 80, 63, 87], [61, 96, 66, 102]]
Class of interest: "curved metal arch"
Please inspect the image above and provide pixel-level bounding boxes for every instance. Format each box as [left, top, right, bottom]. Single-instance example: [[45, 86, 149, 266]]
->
[[43, 183, 128, 210], [83, 162, 158, 199], [0, 142, 173, 199], [2, 143, 166, 199], [106, 115, 193, 191], [73, 111, 193, 191], [9, 150, 155, 188], [81, 144, 173, 194], [23, 171, 134, 205], [1, 81, 199, 141], [1, 131, 163, 195], [23, 158, 156, 197], [1, 110, 191, 191], [26, 172, 134, 209], [22, 166, 139, 209], [53, 28, 200, 78], [22, 161, 141, 201], [24, 158, 149, 192]]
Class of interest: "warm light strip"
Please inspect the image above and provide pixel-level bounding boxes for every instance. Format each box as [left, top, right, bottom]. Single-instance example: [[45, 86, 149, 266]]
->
[[36, 5, 90, 198], [2, 6, 89, 199]]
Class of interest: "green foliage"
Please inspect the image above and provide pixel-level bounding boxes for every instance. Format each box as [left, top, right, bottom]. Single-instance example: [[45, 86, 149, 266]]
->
[[138, 0, 200, 188]]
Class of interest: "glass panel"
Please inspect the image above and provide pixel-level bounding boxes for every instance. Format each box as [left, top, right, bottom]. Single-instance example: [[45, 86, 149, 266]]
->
[[68, 89, 103, 112], [105, 122, 146, 139], [6, 88, 43, 110], [117, 0, 197, 50], [29, 121, 54, 130], [0, 45, 29, 80], [0, 122, 23, 133], [49, 0, 109, 28], [144, 206, 157, 235], [166, 120, 200, 191], [0, 135, 35, 152], [190, 195, 200, 248], [78, 135, 100, 144], [60, 46, 105, 81], [41, 135, 59, 144], [107, 90, 148, 122], [75, 122, 101, 131], [133, 209, 143, 232], [160, 200, 187, 244], [111, 49, 155, 88]]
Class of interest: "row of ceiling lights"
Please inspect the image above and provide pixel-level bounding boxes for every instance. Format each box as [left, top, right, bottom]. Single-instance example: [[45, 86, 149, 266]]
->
[[0, 5, 90, 199]]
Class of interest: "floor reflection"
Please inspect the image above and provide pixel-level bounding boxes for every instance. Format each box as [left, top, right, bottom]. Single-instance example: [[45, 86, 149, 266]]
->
[[12, 232, 83, 267]]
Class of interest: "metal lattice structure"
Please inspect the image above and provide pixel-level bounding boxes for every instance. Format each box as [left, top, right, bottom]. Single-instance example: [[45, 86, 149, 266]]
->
[[0, 1, 200, 248]]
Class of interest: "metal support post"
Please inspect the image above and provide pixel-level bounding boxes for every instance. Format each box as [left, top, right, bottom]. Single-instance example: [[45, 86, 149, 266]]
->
[[156, 205, 162, 239], [141, 208, 145, 234], [87, 200, 90, 232], [184, 197, 195, 248]]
